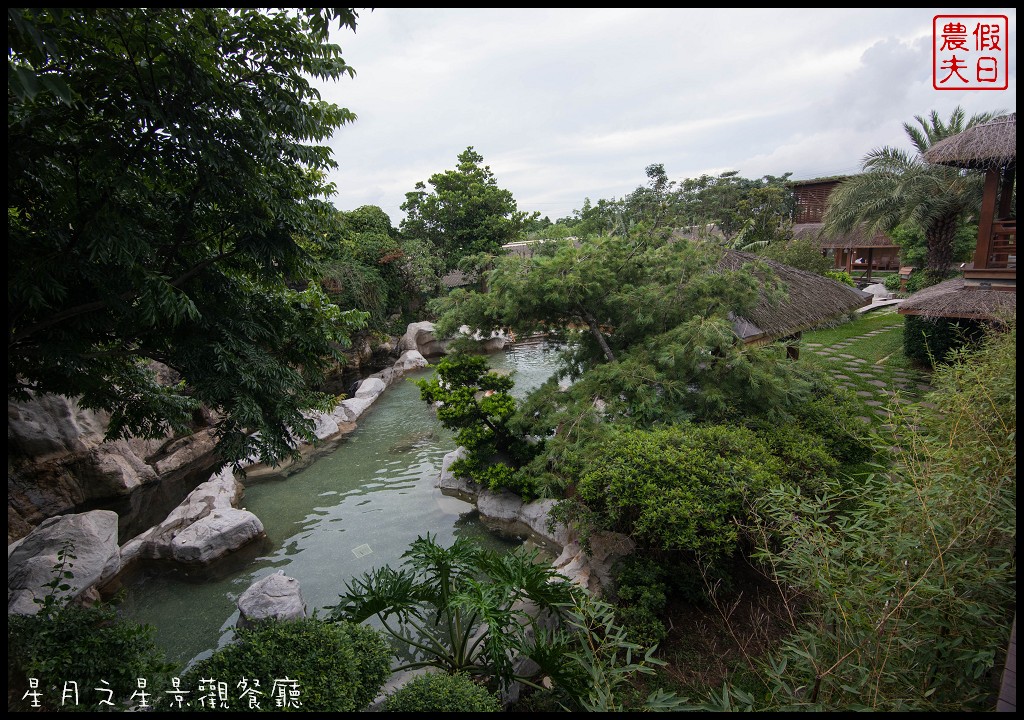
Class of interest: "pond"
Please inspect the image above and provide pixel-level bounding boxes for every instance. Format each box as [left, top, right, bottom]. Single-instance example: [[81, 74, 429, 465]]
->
[[115, 340, 562, 667]]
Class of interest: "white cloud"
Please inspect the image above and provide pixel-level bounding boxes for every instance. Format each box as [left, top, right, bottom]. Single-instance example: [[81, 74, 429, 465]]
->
[[317, 8, 1017, 224]]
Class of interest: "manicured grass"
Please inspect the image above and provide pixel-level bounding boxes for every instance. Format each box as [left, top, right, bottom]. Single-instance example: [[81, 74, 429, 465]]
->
[[800, 308, 934, 430]]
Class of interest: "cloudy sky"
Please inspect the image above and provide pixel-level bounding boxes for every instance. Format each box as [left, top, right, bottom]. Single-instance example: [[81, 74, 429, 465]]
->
[[315, 8, 1016, 225]]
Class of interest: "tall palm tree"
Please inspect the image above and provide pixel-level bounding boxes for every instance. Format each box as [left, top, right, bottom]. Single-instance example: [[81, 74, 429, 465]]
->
[[823, 107, 1001, 281]]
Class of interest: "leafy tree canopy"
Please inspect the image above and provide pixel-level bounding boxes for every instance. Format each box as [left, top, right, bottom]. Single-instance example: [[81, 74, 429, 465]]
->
[[561, 167, 795, 251], [8, 8, 369, 464], [317, 205, 425, 333], [400, 146, 533, 270], [425, 220, 870, 500]]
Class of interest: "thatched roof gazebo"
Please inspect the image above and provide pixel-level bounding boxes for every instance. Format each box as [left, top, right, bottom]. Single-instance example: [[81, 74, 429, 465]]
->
[[719, 250, 872, 350], [919, 113, 1016, 293], [897, 277, 1015, 322], [924, 113, 1016, 170]]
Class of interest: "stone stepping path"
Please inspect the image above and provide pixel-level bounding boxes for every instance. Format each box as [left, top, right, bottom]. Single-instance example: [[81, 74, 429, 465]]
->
[[803, 322, 935, 432]]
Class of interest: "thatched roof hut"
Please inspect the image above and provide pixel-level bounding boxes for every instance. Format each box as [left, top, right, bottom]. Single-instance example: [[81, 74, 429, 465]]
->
[[923, 113, 1017, 170], [898, 277, 1016, 322], [719, 250, 872, 344], [793, 222, 897, 250]]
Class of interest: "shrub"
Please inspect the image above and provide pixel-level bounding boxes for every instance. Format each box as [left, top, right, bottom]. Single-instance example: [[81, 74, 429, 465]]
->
[[612, 557, 669, 649], [384, 672, 502, 712], [824, 270, 855, 286], [780, 376, 873, 466], [575, 424, 782, 557], [758, 237, 831, 275], [883, 273, 903, 292], [754, 424, 839, 495], [903, 315, 987, 367], [180, 618, 391, 712], [8, 601, 175, 711]]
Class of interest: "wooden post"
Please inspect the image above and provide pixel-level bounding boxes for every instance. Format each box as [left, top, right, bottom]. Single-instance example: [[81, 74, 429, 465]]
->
[[973, 168, 1000, 269], [786, 332, 801, 361], [865, 247, 874, 282], [998, 165, 1015, 218]]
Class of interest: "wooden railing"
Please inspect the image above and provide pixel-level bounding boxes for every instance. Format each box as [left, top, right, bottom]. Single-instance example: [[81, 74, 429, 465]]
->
[[987, 219, 1016, 269]]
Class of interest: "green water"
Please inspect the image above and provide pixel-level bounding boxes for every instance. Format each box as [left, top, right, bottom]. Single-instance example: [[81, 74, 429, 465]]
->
[[116, 341, 562, 667]]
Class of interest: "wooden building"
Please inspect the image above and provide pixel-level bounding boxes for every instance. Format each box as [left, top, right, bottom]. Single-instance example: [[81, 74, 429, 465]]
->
[[790, 176, 900, 280]]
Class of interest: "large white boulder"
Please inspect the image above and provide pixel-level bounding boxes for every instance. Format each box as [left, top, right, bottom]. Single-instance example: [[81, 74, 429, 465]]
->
[[398, 321, 446, 357], [354, 377, 387, 400], [120, 467, 264, 567], [339, 396, 374, 422], [236, 570, 307, 628], [395, 350, 429, 371], [8, 509, 121, 615]]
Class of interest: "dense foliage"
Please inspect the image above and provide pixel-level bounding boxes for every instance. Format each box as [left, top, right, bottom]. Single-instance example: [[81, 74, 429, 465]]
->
[[180, 618, 392, 712], [400, 147, 532, 271], [8, 601, 174, 712], [318, 205, 426, 334], [331, 534, 578, 693], [574, 424, 782, 556], [8, 8, 367, 464], [383, 672, 503, 713], [713, 324, 1016, 711]]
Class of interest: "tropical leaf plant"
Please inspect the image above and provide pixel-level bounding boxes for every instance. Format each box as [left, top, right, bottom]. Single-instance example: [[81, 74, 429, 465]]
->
[[329, 534, 579, 693]]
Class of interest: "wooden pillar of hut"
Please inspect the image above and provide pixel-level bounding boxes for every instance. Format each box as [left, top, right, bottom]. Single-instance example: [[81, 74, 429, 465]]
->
[[845, 249, 853, 273], [973, 168, 1000, 270], [998, 165, 1015, 217], [865, 247, 874, 281], [786, 332, 801, 361]]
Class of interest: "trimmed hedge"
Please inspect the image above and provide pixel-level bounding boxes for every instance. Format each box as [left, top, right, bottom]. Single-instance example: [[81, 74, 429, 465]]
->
[[903, 315, 987, 367], [180, 618, 391, 712], [384, 672, 502, 712]]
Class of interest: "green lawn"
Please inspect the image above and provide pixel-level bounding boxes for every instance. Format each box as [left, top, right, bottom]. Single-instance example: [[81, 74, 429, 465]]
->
[[800, 308, 935, 430]]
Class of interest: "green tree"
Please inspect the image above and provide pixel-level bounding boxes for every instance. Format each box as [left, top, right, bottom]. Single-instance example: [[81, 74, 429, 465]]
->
[[823, 107, 999, 281], [400, 146, 532, 269], [677, 171, 795, 245], [319, 205, 425, 333], [8, 8, 368, 464], [415, 353, 536, 495], [429, 229, 867, 502]]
